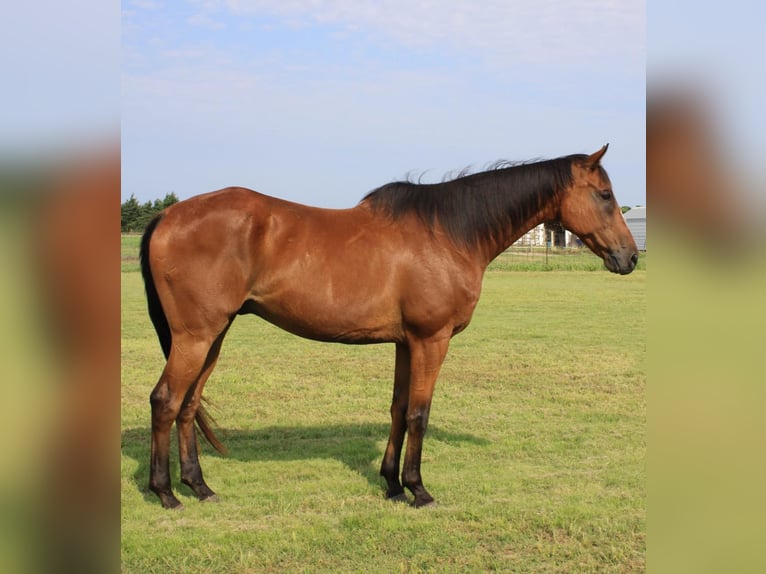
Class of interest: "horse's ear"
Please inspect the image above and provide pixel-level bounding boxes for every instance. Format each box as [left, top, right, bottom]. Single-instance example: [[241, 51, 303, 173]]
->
[[586, 144, 609, 169]]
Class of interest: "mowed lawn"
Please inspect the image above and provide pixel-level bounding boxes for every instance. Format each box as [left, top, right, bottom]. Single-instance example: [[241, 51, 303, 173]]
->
[[121, 238, 645, 573]]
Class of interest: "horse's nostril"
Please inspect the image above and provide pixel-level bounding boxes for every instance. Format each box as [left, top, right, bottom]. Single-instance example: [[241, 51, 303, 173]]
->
[[630, 253, 639, 268]]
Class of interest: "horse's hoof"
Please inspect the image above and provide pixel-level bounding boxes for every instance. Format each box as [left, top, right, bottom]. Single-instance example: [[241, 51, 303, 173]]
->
[[386, 492, 409, 503], [413, 498, 437, 509], [156, 491, 184, 510], [200, 494, 220, 503]]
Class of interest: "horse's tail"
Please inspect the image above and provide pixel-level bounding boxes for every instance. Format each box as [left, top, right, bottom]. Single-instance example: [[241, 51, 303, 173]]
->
[[140, 214, 227, 455], [194, 399, 227, 455], [140, 214, 171, 359]]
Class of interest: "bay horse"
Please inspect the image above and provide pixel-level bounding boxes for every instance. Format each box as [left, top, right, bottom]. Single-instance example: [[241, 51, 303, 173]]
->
[[140, 144, 638, 509]]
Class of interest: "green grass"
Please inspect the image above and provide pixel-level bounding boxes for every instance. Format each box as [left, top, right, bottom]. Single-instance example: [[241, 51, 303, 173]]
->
[[122, 234, 142, 272], [121, 235, 646, 572], [489, 247, 647, 272]]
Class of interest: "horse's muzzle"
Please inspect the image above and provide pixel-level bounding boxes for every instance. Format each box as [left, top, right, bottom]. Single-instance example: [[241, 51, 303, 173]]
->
[[605, 250, 639, 275]]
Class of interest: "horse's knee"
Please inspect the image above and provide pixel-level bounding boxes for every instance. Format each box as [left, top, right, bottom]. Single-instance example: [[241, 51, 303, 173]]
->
[[390, 400, 407, 420], [406, 405, 430, 433]]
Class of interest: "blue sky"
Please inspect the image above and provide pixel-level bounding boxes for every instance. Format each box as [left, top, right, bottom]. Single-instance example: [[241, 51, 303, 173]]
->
[[122, 1, 646, 208]]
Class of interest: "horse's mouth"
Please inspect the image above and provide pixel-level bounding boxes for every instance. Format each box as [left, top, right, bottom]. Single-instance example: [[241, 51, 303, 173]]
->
[[605, 251, 639, 275]]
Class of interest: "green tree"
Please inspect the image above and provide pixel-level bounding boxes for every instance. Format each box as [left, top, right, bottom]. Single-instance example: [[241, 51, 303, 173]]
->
[[161, 192, 179, 208], [121, 194, 141, 232], [121, 192, 180, 232], [135, 199, 157, 231]]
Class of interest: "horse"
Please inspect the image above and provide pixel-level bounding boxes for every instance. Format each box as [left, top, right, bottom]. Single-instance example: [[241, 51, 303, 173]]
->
[[139, 144, 638, 509]]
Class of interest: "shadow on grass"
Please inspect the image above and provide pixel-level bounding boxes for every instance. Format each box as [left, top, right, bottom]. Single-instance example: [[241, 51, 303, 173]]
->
[[121, 423, 489, 502]]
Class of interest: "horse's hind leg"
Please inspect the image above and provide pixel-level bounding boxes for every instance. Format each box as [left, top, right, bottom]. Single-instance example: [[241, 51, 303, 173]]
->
[[380, 343, 411, 501], [176, 326, 230, 502], [149, 336, 213, 509]]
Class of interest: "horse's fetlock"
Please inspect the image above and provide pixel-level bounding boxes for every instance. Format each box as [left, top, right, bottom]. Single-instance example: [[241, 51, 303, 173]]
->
[[401, 469, 421, 489]]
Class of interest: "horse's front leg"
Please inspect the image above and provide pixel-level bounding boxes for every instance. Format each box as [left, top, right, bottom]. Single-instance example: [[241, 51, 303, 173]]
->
[[400, 335, 450, 508], [380, 343, 411, 501]]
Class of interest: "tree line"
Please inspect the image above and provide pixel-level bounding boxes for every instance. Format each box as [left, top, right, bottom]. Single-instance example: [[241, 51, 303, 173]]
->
[[121, 192, 179, 232]]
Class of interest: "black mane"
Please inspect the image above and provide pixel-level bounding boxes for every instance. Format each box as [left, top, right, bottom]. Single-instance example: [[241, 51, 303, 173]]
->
[[361, 154, 587, 248]]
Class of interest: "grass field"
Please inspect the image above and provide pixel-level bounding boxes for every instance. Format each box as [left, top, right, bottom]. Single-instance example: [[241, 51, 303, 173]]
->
[[121, 236, 646, 572]]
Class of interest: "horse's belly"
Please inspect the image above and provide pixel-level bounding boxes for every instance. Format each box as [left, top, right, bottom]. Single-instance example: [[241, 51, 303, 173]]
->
[[239, 291, 404, 345], [242, 241, 408, 343]]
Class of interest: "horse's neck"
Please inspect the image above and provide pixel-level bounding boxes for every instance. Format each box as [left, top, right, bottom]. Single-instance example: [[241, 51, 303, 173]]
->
[[478, 196, 560, 266]]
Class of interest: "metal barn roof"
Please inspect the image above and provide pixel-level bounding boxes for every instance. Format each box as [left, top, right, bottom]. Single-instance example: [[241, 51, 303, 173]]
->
[[623, 206, 646, 220]]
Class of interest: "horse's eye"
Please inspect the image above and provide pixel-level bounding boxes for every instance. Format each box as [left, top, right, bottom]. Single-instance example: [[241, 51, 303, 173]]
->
[[599, 190, 612, 201]]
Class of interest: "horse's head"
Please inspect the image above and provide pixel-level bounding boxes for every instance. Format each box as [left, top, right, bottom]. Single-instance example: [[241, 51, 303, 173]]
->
[[559, 144, 639, 275]]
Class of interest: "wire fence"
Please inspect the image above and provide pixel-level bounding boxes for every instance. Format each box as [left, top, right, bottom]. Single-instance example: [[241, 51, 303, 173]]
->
[[490, 245, 646, 272]]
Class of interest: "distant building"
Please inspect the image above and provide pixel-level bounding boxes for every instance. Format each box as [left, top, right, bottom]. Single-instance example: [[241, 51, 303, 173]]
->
[[514, 223, 546, 247], [512, 222, 580, 248], [624, 206, 646, 250]]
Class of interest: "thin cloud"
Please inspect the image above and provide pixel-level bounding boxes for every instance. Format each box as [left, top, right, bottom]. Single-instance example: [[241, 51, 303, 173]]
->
[[219, 0, 643, 68], [187, 13, 226, 29], [129, 0, 163, 9]]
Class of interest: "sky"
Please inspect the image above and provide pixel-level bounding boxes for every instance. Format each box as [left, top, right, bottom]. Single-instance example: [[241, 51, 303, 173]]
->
[[122, 1, 646, 208]]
